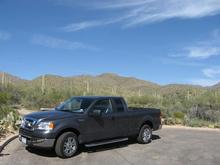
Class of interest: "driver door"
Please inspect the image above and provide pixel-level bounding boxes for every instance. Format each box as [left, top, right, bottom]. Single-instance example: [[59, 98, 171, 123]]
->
[[84, 99, 118, 142]]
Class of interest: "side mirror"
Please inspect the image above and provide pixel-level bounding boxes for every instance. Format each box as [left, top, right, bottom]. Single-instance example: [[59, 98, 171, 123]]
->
[[89, 109, 102, 117]]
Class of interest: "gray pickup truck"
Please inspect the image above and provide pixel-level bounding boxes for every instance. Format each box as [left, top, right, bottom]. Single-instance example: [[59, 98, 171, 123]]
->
[[19, 96, 162, 158]]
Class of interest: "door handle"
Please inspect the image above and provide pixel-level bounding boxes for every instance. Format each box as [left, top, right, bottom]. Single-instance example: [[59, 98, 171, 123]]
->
[[77, 118, 85, 122], [108, 116, 115, 120]]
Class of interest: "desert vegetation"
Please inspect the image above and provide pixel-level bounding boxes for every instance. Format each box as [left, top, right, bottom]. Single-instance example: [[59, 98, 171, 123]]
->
[[0, 91, 19, 136], [0, 72, 220, 135]]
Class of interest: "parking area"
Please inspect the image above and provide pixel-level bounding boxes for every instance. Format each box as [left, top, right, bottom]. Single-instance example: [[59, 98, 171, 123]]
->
[[1, 127, 220, 165]]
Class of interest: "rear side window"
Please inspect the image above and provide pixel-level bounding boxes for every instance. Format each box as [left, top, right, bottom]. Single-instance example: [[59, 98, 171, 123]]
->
[[113, 98, 125, 112], [92, 99, 113, 114]]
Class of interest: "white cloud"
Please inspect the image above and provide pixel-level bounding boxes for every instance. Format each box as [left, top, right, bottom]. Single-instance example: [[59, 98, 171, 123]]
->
[[189, 67, 220, 86], [123, 0, 220, 27], [203, 68, 220, 78], [61, 21, 104, 32], [171, 29, 220, 59], [160, 57, 206, 67], [186, 46, 220, 59], [31, 34, 97, 50], [59, 0, 220, 31], [190, 78, 219, 86], [60, 16, 126, 32], [0, 30, 11, 40], [92, 0, 152, 9]]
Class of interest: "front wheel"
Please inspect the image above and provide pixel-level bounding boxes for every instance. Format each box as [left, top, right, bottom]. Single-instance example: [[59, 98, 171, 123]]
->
[[55, 132, 78, 158], [137, 124, 152, 144]]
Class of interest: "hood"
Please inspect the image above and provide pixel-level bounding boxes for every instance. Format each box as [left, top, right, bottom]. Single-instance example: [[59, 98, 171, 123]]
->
[[25, 110, 78, 121]]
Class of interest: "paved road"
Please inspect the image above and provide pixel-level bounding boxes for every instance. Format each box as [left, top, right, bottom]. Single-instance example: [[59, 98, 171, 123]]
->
[[1, 128, 220, 165]]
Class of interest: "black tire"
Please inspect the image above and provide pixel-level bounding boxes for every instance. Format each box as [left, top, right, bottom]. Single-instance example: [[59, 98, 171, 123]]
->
[[137, 124, 152, 144], [55, 132, 78, 158]]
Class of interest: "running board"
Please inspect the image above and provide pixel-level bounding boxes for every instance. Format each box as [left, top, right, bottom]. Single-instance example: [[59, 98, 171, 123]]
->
[[85, 138, 128, 147]]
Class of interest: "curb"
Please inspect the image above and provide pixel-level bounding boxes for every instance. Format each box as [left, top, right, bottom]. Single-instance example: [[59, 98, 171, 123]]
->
[[0, 135, 18, 154], [163, 125, 220, 131]]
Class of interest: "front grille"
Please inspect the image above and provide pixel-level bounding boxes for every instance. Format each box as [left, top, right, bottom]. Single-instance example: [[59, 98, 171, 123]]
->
[[20, 127, 33, 136], [19, 127, 43, 139]]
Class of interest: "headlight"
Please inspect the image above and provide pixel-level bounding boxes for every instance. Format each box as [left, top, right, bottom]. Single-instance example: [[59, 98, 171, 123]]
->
[[37, 121, 55, 131], [20, 118, 25, 128]]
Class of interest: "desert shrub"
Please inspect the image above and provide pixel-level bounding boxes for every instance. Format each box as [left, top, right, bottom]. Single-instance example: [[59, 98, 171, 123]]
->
[[0, 92, 10, 105], [214, 123, 220, 128], [204, 110, 220, 122], [173, 111, 185, 119], [127, 95, 160, 108], [186, 118, 209, 127], [160, 108, 172, 118], [163, 118, 175, 125], [163, 117, 184, 125], [0, 106, 20, 135], [188, 105, 220, 122], [174, 118, 184, 125], [20, 87, 77, 109]]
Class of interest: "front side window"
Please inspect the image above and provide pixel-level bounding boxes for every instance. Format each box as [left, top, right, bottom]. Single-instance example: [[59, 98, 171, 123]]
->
[[92, 99, 112, 114], [56, 98, 93, 113]]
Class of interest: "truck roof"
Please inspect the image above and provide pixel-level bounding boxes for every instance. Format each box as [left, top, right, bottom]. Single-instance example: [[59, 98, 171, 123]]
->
[[73, 96, 123, 99]]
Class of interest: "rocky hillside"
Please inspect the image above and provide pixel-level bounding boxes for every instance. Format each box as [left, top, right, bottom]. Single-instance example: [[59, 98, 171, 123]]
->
[[0, 71, 219, 95]]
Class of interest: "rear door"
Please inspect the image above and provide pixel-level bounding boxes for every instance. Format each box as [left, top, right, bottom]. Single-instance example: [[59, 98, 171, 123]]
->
[[111, 98, 132, 137]]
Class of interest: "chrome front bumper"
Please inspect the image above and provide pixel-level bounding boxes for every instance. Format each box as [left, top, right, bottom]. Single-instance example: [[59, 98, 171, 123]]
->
[[19, 135, 55, 148]]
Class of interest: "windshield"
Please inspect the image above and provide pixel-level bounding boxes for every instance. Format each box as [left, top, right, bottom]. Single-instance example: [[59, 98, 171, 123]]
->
[[55, 97, 94, 113]]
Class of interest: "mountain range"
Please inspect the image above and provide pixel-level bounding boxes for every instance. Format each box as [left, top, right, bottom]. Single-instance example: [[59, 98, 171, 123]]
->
[[0, 72, 219, 96]]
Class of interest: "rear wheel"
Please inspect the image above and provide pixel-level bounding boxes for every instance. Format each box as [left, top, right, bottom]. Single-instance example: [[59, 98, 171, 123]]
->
[[55, 132, 78, 158], [137, 124, 152, 144]]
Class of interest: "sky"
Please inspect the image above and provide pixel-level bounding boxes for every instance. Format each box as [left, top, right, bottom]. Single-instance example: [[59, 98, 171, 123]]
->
[[0, 0, 220, 86]]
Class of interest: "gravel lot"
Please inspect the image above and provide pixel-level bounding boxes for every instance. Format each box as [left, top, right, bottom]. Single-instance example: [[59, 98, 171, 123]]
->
[[1, 127, 220, 165]]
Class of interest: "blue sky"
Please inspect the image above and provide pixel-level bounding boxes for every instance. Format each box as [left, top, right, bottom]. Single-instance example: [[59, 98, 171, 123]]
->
[[1, 0, 220, 86]]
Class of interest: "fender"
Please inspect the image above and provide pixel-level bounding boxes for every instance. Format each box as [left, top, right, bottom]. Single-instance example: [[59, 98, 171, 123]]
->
[[53, 118, 81, 139], [138, 115, 154, 129]]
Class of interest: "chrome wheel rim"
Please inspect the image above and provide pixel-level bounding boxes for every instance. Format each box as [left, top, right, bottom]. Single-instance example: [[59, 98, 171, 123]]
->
[[63, 137, 76, 156], [142, 128, 151, 142]]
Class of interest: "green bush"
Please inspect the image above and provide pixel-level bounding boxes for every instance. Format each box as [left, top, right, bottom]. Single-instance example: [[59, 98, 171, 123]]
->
[[186, 118, 209, 127], [173, 111, 185, 119], [213, 123, 220, 128], [174, 118, 184, 125], [188, 106, 220, 122], [163, 118, 175, 125], [0, 106, 20, 135], [0, 106, 18, 120], [0, 92, 10, 105]]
